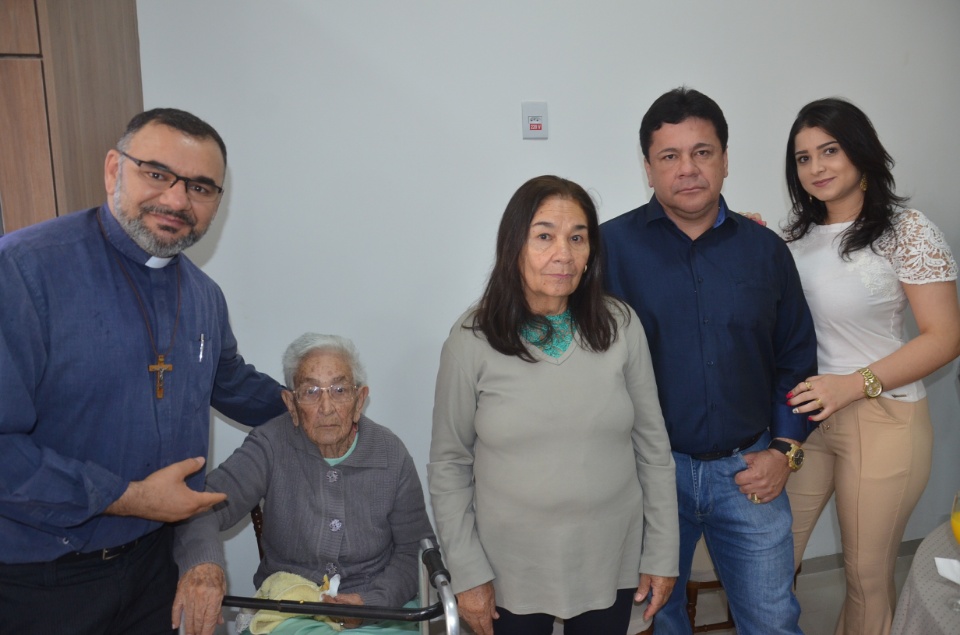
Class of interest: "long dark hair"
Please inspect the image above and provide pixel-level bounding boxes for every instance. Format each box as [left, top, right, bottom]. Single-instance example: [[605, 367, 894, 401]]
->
[[784, 98, 906, 258], [473, 175, 621, 362]]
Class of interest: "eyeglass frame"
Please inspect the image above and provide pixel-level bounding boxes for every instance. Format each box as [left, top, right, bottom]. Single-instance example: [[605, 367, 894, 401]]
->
[[292, 383, 361, 405], [117, 150, 224, 200]]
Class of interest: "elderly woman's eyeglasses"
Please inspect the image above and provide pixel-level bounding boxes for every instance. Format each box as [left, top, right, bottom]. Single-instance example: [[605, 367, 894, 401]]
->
[[294, 384, 358, 404], [117, 150, 224, 202]]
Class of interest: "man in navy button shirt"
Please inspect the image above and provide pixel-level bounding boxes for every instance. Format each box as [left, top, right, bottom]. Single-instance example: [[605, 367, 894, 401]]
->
[[0, 109, 286, 634], [602, 88, 817, 634]]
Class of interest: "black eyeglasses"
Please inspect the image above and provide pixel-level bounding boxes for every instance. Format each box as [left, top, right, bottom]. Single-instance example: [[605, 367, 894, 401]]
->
[[117, 150, 224, 202]]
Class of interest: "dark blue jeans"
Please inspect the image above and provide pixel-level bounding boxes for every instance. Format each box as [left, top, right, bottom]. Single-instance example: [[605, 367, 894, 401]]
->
[[0, 526, 178, 635], [654, 433, 802, 635]]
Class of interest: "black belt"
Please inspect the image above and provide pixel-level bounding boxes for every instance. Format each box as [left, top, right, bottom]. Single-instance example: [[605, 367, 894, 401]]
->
[[56, 529, 159, 563], [689, 431, 764, 461]]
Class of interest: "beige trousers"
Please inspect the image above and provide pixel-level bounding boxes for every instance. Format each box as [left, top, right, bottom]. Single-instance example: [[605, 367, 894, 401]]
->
[[786, 396, 932, 635]]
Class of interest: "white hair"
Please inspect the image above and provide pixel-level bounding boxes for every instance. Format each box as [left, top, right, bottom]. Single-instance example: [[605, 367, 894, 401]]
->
[[282, 333, 367, 388]]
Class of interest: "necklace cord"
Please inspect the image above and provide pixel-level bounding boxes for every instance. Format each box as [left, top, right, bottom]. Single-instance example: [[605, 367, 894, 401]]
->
[[96, 213, 183, 361]]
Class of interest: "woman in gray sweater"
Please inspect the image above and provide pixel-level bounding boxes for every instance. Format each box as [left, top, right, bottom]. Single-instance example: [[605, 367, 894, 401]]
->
[[428, 176, 678, 635], [173, 333, 434, 635]]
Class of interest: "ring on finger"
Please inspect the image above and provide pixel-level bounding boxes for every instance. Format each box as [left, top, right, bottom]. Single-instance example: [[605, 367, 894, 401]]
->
[[750, 493, 761, 504], [816, 398, 823, 409], [804, 381, 812, 391]]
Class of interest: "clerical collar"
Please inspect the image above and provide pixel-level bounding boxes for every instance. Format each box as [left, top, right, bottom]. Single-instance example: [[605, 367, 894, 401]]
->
[[145, 256, 174, 269]]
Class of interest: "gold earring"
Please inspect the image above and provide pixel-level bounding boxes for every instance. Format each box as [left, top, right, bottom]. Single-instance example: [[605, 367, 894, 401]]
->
[[859, 175, 868, 192]]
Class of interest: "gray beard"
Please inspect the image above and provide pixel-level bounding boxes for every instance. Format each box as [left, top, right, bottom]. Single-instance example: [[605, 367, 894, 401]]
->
[[113, 190, 205, 258]]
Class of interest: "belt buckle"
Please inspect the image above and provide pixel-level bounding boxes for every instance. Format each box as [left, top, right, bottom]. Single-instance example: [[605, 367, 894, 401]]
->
[[101, 537, 137, 560]]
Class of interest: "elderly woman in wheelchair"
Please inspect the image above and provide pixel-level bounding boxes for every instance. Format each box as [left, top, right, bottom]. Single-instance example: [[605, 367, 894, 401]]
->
[[173, 333, 434, 635]]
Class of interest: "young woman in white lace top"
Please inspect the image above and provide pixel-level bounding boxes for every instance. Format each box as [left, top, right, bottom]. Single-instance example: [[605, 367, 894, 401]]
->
[[782, 98, 960, 635]]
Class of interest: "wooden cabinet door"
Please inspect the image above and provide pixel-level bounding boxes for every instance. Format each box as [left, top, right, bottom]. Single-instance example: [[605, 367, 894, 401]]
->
[[0, 0, 141, 234], [0, 0, 40, 55], [0, 59, 56, 234]]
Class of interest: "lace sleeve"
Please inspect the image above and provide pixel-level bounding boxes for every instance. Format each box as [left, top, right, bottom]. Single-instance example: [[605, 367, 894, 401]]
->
[[879, 209, 958, 284]]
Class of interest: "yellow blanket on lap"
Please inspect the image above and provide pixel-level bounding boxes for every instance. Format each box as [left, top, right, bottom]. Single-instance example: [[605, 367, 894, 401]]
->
[[249, 572, 342, 634]]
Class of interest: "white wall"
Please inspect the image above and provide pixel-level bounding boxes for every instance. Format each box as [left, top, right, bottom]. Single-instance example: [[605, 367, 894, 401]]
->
[[137, 0, 960, 595]]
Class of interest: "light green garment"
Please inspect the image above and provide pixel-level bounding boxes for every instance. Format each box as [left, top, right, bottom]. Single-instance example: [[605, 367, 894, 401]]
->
[[251, 600, 420, 634], [520, 309, 574, 358]]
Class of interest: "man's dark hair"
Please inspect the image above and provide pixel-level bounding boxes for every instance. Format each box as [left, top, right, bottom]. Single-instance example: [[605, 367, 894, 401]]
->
[[118, 108, 227, 165], [639, 87, 728, 159]]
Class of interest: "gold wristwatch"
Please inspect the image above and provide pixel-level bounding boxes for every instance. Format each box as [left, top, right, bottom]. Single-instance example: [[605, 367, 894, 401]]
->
[[857, 367, 883, 398], [769, 440, 804, 471]]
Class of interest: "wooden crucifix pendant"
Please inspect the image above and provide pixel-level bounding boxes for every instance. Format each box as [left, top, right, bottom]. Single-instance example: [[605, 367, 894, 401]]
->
[[148, 354, 173, 399]]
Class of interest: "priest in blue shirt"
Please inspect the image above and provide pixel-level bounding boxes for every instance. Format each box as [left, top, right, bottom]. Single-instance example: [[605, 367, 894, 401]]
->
[[0, 108, 286, 634], [602, 88, 817, 635]]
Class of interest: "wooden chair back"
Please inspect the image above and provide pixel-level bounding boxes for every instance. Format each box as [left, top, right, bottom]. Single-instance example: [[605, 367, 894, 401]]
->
[[250, 504, 265, 561]]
